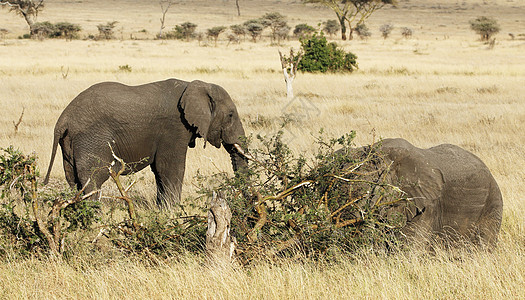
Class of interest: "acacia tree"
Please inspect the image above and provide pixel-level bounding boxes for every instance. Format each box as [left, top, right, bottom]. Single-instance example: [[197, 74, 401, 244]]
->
[[0, 0, 45, 37], [469, 16, 500, 42], [244, 19, 264, 42], [230, 24, 246, 41], [261, 12, 289, 45], [304, 0, 395, 40], [207, 26, 226, 46], [304, 0, 352, 40]]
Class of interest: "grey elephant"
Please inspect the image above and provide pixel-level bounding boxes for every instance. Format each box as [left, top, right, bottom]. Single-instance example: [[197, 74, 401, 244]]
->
[[362, 138, 503, 247], [44, 78, 247, 206]]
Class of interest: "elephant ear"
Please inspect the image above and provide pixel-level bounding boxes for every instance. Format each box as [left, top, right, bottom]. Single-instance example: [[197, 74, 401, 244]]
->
[[382, 140, 444, 221], [179, 80, 214, 144]]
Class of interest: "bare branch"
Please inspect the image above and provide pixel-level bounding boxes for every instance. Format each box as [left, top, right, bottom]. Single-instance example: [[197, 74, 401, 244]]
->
[[107, 142, 138, 230], [12, 107, 24, 135]]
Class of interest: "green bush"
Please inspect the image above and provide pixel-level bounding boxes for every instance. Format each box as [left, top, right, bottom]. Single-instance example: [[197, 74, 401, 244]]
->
[[0, 131, 408, 263], [167, 22, 198, 41], [323, 20, 340, 37], [31, 21, 81, 40], [193, 130, 408, 263], [298, 33, 358, 73], [379, 24, 394, 39], [0, 146, 100, 257], [0, 145, 204, 260], [32, 21, 55, 39], [293, 23, 316, 38], [97, 21, 118, 40], [53, 22, 82, 40], [355, 23, 371, 40]]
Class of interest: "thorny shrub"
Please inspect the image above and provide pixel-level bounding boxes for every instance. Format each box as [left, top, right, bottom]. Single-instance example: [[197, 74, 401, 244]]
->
[[193, 130, 410, 264], [0, 130, 410, 264], [0, 146, 100, 257]]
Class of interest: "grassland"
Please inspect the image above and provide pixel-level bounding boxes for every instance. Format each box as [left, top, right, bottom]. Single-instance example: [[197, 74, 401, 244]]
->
[[1, 0, 524, 298]]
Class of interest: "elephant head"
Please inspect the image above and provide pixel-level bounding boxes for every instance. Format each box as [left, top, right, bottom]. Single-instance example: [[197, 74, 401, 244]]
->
[[179, 80, 248, 172]]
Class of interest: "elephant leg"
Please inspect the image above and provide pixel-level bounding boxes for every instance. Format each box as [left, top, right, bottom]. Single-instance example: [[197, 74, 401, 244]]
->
[[59, 133, 81, 189], [475, 183, 503, 249], [150, 146, 188, 208], [62, 157, 80, 189], [73, 145, 112, 201]]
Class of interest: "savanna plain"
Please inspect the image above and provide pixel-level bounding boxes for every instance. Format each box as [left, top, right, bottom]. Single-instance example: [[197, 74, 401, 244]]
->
[[0, 0, 524, 298]]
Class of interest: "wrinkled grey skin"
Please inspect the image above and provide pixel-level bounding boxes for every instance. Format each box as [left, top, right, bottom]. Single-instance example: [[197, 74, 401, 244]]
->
[[365, 138, 503, 247], [44, 79, 248, 207]]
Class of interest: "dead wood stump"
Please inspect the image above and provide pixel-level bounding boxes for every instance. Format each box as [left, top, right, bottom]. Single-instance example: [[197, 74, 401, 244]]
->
[[206, 191, 236, 264]]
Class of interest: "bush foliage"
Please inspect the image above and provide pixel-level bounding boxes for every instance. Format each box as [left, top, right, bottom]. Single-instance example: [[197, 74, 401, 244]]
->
[[379, 24, 394, 39], [293, 23, 316, 38], [298, 33, 358, 73], [31, 21, 81, 40], [194, 130, 408, 263], [355, 23, 371, 40], [0, 130, 408, 264], [469, 16, 500, 41], [166, 22, 198, 41]]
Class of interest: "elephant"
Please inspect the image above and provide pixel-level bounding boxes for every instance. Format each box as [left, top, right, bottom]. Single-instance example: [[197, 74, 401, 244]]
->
[[43, 78, 248, 207], [360, 138, 503, 248]]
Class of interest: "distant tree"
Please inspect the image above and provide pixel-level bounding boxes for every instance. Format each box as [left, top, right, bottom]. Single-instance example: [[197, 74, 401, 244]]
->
[[379, 23, 393, 39], [0, 0, 45, 37], [303, 0, 395, 40], [400, 26, 413, 39], [54, 21, 81, 40], [158, 0, 175, 39], [31, 20, 53, 39], [293, 23, 316, 38], [227, 33, 239, 46], [275, 24, 290, 44], [261, 12, 289, 45], [172, 22, 197, 41], [244, 19, 264, 42], [230, 24, 247, 41], [207, 26, 227, 46], [322, 20, 340, 37], [97, 21, 118, 40], [469, 16, 500, 42], [0, 28, 9, 41], [303, 0, 351, 40], [355, 23, 371, 39]]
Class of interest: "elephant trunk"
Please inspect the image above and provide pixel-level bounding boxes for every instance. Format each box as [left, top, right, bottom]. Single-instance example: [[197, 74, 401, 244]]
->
[[224, 143, 249, 174]]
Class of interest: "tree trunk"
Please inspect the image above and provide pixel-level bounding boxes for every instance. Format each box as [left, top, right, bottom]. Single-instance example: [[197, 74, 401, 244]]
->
[[236, 0, 240, 16], [283, 70, 294, 99], [22, 12, 36, 37], [206, 192, 236, 264], [337, 13, 347, 41]]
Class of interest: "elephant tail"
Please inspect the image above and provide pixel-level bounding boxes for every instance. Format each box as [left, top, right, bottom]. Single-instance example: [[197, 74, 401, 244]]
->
[[43, 126, 67, 185]]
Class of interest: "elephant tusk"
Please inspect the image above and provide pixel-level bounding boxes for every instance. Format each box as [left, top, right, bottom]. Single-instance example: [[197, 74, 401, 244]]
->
[[234, 143, 257, 162], [233, 143, 248, 157]]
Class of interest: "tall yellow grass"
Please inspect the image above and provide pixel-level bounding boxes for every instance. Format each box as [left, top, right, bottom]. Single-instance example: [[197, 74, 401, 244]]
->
[[0, 0, 524, 298]]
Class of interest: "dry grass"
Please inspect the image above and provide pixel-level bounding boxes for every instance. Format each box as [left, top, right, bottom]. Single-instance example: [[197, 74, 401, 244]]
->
[[1, 0, 524, 298]]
